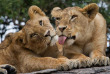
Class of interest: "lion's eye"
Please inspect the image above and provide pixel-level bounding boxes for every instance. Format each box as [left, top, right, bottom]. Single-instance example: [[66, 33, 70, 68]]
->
[[56, 17, 60, 20], [71, 15, 78, 20], [30, 33, 38, 38], [39, 20, 43, 26]]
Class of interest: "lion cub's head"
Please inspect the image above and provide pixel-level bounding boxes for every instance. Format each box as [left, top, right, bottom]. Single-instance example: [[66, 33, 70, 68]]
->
[[51, 3, 99, 46], [15, 22, 56, 55], [27, 5, 58, 46], [16, 24, 54, 54], [15, 5, 58, 54]]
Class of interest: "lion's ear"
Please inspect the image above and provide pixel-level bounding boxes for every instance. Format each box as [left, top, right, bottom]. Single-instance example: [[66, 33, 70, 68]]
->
[[51, 7, 62, 18], [0, 33, 14, 49], [16, 32, 26, 46], [28, 5, 46, 19], [80, 3, 99, 20]]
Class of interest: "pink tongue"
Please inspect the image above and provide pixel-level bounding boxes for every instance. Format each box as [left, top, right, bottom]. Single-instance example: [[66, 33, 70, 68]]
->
[[58, 36, 67, 45]]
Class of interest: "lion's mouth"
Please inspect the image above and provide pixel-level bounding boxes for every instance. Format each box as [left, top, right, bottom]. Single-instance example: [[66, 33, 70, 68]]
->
[[46, 35, 57, 45], [58, 35, 76, 45]]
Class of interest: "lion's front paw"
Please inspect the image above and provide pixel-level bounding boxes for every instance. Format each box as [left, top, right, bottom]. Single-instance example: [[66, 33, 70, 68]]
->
[[92, 56, 110, 66], [76, 57, 92, 68], [56, 58, 73, 71], [0, 68, 7, 74], [0, 64, 17, 74], [70, 59, 79, 68]]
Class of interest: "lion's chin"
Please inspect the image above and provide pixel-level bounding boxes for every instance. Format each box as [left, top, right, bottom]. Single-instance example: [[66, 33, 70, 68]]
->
[[50, 35, 58, 46], [45, 35, 58, 46], [66, 39, 75, 46]]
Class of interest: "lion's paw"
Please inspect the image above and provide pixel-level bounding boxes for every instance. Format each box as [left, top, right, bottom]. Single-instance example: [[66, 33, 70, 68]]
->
[[70, 59, 79, 68], [92, 56, 110, 66], [76, 57, 92, 68], [0, 64, 17, 74], [56, 58, 73, 71], [0, 68, 7, 74]]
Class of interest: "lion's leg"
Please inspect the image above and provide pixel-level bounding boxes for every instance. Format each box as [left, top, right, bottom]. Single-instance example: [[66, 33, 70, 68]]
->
[[90, 49, 110, 66], [0, 68, 7, 74], [69, 53, 92, 68], [0, 64, 16, 74], [0, 50, 17, 74], [89, 29, 110, 66], [64, 45, 92, 68], [21, 56, 73, 73]]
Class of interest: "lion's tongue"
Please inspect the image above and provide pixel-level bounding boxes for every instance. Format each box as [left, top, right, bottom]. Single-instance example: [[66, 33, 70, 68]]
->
[[58, 36, 67, 45]]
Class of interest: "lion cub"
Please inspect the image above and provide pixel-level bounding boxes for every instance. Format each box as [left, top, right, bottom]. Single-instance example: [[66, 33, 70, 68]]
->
[[51, 3, 110, 67], [0, 5, 73, 73]]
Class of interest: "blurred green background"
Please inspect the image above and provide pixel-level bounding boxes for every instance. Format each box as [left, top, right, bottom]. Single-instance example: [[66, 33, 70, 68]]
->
[[0, 0, 110, 47]]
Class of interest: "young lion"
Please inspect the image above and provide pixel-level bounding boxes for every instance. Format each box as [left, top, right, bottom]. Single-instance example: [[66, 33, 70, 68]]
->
[[0, 6, 73, 73], [51, 3, 110, 67]]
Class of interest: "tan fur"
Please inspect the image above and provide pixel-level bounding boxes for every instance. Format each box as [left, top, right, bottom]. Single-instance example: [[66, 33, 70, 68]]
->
[[0, 5, 73, 73], [51, 7, 62, 18], [0, 33, 14, 49], [28, 5, 45, 19], [51, 3, 109, 67]]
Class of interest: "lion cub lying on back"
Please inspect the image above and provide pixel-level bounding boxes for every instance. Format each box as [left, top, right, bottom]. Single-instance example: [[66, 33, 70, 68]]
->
[[0, 6, 73, 73], [52, 3, 110, 67]]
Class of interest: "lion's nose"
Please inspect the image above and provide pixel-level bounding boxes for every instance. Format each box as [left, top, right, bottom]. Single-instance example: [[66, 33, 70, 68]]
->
[[45, 30, 50, 37], [59, 26, 67, 32]]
